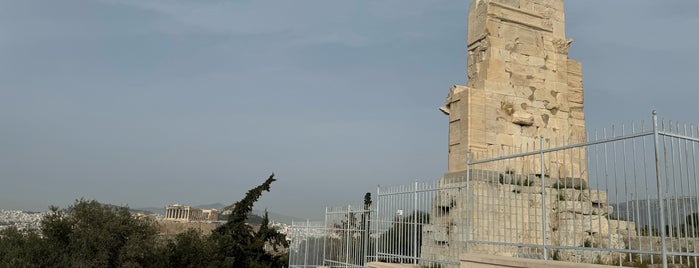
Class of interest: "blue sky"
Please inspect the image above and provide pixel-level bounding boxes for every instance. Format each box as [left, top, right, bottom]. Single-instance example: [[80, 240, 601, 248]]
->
[[1, 0, 698, 219]]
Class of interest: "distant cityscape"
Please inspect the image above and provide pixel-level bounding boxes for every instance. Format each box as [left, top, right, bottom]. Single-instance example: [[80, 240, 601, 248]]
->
[[0, 210, 48, 231], [0, 203, 303, 238]]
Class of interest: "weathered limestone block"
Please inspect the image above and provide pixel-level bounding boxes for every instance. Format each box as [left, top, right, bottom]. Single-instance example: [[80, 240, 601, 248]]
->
[[532, 89, 557, 106], [467, 0, 488, 43], [489, 2, 552, 34], [568, 92, 584, 107], [558, 214, 610, 235], [556, 249, 626, 265], [515, 185, 544, 194], [522, 175, 558, 187], [557, 201, 593, 215], [423, 224, 448, 242], [567, 59, 583, 75], [512, 111, 534, 126], [518, 44, 545, 58], [492, 0, 519, 8], [485, 81, 516, 96], [558, 189, 582, 201], [590, 204, 613, 216], [510, 53, 530, 66], [499, 174, 520, 185], [552, 229, 585, 247], [591, 233, 626, 250], [567, 73, 583, 88], [487, 59, 510, 81], [581, 189, 608, 204], [608, 219, 637, 238], [555, 177, 587, 190], [570, 110, 585, 120]]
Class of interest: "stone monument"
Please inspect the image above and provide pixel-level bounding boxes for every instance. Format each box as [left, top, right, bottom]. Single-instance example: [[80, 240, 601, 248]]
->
[[420, 0, 636, 265], [443, 0, 585, 177]]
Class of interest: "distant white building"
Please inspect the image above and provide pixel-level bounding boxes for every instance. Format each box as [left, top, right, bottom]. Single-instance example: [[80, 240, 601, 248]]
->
[[165, 204, 205, 222], [202, 209, 219, 221]]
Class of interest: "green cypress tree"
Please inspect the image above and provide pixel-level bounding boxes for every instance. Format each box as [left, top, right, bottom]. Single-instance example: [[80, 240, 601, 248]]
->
[[209, 174, 287, 267]]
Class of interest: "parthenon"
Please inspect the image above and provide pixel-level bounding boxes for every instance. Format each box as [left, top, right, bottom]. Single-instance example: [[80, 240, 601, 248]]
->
[[165, 204, 218, 222]]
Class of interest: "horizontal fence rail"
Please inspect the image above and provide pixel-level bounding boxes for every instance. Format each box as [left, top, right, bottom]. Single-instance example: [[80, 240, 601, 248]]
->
[[288, 112, 699, 268]]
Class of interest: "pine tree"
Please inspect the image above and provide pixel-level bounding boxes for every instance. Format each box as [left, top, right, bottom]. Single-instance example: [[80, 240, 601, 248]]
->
[[209, 174, 288, 267]]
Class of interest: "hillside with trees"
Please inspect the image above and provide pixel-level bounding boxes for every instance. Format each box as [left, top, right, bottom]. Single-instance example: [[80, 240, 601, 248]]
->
[[0, 174, 287, 268]]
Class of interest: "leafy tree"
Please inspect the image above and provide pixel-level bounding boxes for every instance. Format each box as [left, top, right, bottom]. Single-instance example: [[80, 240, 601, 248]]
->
[[40, 199, 164, 267], [166, 229, 214, 267], [0, 199, 166, 267], [0, 227, 49, 267]]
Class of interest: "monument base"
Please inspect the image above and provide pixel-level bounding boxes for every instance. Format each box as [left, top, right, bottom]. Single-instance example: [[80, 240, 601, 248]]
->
[[420, 170, 635, 266]]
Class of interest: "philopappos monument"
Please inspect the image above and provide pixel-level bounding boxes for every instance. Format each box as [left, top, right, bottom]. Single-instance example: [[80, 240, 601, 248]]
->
[[443, 0, 585, 176], [420, 0, 635, 264]]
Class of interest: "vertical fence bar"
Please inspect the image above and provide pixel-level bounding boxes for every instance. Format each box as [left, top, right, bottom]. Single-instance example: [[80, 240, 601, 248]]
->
[[653, 111, 669, 268], [692, 126, 699, 266], [304, 220, 309, 268], [466, 152, 472, 250], [375, 185, 380, 263], [540, 137, 548, 260], [363, 206, 369, 266], [345, 205, 351, 266], [413, 180, 418, 266], [323, 208, 328, 266]]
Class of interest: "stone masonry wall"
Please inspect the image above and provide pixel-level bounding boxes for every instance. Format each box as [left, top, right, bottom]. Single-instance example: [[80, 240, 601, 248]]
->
[[446, 0, 585, 177], [420, 170, 636, 266]]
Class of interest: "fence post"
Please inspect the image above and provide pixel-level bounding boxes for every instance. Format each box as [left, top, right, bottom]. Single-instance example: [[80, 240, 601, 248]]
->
[[652, 110, 668, 268], [412, 180, 419, 265], [375, 185, 380, 262], [363, 206, 369, 266], [346, 205, 351, 266], [304, 220, 309, 268], [540, 137, 548, 260], [323, 207, 328, 266], [465, 152, 472, 251]]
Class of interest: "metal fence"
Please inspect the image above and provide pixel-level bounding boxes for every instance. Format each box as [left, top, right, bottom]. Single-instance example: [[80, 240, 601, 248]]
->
[[458, 111, 699, 268], [373, 180, 463, 267], [289, 112, 699, 268], [288, 206, 373, 268], [288, 221, 326, 268], [323, 205, 373, 268]]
